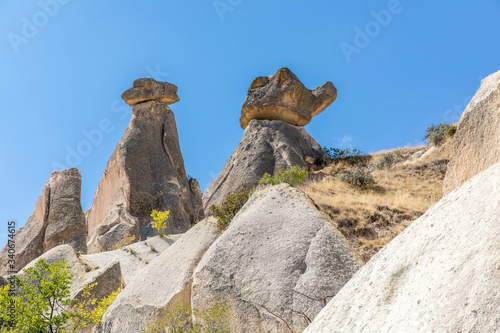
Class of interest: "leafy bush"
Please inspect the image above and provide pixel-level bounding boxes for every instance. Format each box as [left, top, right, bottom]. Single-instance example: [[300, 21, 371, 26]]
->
[[258, 166, 308, 187], [151, 210, 170, 237], [143, 301, 230, 333], [209, 189, 252, 230], [322, 147, 364, 165], [425, 123, 451, 146], [68, 283, 121, 331], [372, 150, 403, 169], [0, 259, 119, 333], [446, 125, 457, 138], [339, 168, 376, 187]]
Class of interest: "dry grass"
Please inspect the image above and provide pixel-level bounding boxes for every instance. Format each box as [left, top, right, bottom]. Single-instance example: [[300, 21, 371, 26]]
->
[[302, 143, 450, 263]]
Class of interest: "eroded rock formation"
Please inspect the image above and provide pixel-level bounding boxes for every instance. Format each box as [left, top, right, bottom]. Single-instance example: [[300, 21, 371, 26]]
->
[[193, 184, 362, 333], [443, 70, 500, 194], [240, 68, 336, 129], [0, 168, 87, 275], [86, 80, 203, 253]]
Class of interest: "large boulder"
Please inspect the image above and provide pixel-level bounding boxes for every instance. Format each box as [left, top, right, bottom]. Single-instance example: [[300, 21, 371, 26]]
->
[[19, 245, 124, 305], [193, 184, 362, 333], [96, 218, 219, 333], [121, 78, 180, 107], [240, 68, 337, 129], [443, 70, 500, 194], [0, 168, 87, 275], [86, 89, 204, 253], [202, 119, 323, 211], [304, 162, 500, 333]]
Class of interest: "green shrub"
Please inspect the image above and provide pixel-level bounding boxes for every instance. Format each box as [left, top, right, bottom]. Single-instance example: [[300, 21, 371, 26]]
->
[[143, 301, 230, 333], [339, 168, 376, 187], [372, 150, 403, 169], [258, 166, 308, 187], [209, 189, 252, 230], [425, 123, 451, 146], [446, 125, 457, 138], [322, 147, 364, 165]]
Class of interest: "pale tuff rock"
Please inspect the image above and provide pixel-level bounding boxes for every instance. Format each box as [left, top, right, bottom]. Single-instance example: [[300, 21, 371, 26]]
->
[[202, 119, 323, 211], [443, 69, 500, 194], [0, 168, 87, 275], [304, 162, 500, 333], [193, 185, 361, 333], [240, 68, 337, 129], [96, 219, 219, 333], [86, 98, 204, 253], [121, 78, 180, 107], [80, 234, 182, 285]]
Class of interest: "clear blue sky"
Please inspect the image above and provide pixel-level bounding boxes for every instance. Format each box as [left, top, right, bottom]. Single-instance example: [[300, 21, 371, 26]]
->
[[0, 0, 499, 248]]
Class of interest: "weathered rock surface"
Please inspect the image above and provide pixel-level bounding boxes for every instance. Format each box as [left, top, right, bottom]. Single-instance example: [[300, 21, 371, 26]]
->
[[121, 78, 180, 107], [97, 219, 219, 333], [0, 168, 87, 275], [240, 68, 337, 129], [20, 245, 124, 304], [444, 70, 500, 194], [81, 234, 182, 284], [304, 162, 500, 333], [86, 98, 204, 253], [203, 119, 323, 210], [193, 184, 362, 333]]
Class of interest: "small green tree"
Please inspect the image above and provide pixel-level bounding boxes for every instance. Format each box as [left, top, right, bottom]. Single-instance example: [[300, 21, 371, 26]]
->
[[0, 259, 73, 333], [151, 210, 170, 237], [258, 166, 308, 187]]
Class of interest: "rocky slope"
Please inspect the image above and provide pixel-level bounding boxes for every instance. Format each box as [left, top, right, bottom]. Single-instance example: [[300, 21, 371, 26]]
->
[[304, 161, 500, 332]]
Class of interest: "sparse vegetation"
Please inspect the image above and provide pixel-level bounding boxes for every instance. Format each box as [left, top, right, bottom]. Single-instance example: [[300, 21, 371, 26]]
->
[[142, 301, 231, 333], [425, 123, 451, 146], [302, 144, 449, 262], [258, 166, 308, 187], [210, 189, 252, 230], [339, 168, 376, 187], [151, 210, 170, 237], [372, 150, 403, 170], [112, 232, 137, 250], [322, 147, 365, 166]]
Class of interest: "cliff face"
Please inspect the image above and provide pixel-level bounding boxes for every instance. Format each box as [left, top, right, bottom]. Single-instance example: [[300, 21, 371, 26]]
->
[[444, 69, 500, 194]]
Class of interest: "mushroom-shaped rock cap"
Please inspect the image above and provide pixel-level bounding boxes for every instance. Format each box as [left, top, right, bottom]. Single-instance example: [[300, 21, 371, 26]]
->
[[121, 78, 180, 107], [240, 68, 337, 129]]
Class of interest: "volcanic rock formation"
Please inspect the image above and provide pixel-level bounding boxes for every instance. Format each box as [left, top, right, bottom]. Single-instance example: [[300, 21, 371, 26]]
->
[[202, 119, 324, 210], [0, 168, 87, 275], [444, 69, 500, 194], [194, 184, 362, 333], [86, 79, 203, 253], [239, 68, 337, 129]]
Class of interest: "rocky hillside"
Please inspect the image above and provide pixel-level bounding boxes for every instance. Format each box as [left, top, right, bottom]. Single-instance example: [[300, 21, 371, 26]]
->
[[303, 143, 450, 262], [1, 68, 499, 333]]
